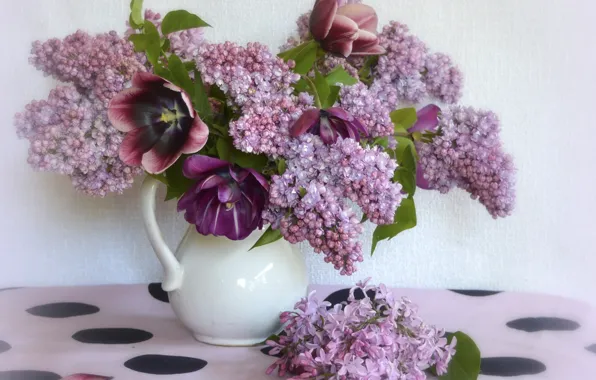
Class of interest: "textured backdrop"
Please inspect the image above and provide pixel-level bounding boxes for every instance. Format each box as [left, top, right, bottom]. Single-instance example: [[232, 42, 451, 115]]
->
[[2, 0, 595, 304]]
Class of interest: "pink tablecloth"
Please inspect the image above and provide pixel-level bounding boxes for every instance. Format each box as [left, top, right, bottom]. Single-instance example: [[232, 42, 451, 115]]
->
[[0, 284, 593, 379]]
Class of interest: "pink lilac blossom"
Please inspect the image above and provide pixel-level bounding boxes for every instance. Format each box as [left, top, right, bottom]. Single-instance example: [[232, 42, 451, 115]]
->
[[15, 86, 141, 196], [265, 279, 456, 379], [30, 30, 146, 107], [339, 82, 397, 137], [417, 106, 515, 218], [265, 135, 402, 274], [424, 53, 463, 104], [375, 21, 463, 104]]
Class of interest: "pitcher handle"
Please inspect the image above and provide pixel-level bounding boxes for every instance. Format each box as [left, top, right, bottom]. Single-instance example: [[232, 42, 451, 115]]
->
[[141, 176, 184, 291]]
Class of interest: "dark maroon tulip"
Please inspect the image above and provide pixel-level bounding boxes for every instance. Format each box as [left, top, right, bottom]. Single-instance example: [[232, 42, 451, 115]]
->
[[309, 0, 385, 57], [177, 155, 269, 240], [408, 104, 441, 133], [108, 72, 209, 174], [290, 107, 368, 144], [60, 375, 113, 380]]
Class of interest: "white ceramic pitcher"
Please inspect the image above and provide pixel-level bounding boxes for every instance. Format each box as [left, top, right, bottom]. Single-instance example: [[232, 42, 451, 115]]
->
[[141, 176, 308, 346]]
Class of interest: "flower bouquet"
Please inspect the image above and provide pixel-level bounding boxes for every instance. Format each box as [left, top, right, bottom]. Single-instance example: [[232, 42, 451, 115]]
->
[[15, 0, 515, 378]]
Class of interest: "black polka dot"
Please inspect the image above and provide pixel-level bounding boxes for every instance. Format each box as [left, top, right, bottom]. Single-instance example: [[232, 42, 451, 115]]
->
[[323, 288, 376, 309], [449, 289, 502, 297], [148, 283, 169, 303], [124, 354, 207, 374], [26, 302, 99, 318], [586, 344, 596, 354], [0, 341, 10, 354], [261, 346, 283, 358], [72, 328, 153, 344], [0, 370, 60, 380], [506, 317, 580, 332], [480, 357, 546, 376]]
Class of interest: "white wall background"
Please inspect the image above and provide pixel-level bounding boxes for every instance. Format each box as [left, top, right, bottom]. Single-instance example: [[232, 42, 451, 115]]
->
[[1, 0, 595, 304]]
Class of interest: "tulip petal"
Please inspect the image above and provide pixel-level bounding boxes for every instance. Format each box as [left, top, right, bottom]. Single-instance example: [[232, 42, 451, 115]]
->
[[177, 182, 200, 212], [218, 183, 242, 203], [409, 104, 441, 133], [351, 29, 385, 56], [183, 155, 229, 179], [336, 4, 378, 33], [350, 44, 386, 56], [326, 107, 353, 121], [141, 147, 182, 174], [179, 90, 195, 117], [322, 38, 354, 58], [107, 87, 147, 132], [319, 117, 338, 144], [351, 117, 369, 136], [310, 0, 338, 41], [194, 190, 219, 234], [119, 127, 160, 166], [60, 375, 113, 380], [198, 174, 226, 191], [290, 109, 321, 137], [181, 117, 209, 154], [416, 166, 431, 189], [132, 72, 167, 89], [214, 199, 252, 240], [326, 15, 359, 44], [247, 169, 270, 191], [229, 167, 250, 183]]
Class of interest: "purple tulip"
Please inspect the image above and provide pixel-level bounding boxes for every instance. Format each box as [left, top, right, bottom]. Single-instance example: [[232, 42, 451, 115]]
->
[[177, 155, 269, 240], [290, 107, 368, 144], [108, 72, 209, 174], [309, 0, 385, 57], [408, 104, 441, 133]]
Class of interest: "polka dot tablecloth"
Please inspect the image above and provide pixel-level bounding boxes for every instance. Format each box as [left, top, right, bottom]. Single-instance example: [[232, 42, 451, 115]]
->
[[0, 284, 594, 379]]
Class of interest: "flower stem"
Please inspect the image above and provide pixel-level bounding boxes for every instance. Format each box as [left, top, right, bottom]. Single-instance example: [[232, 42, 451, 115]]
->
[[302, 75, 322, 109]]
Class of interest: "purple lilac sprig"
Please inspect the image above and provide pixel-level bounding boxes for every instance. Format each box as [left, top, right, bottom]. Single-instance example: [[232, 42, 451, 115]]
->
[[265, 279, 456, 379], [417, 106, 516, 218], [15, 86, 141, 196], [265, 135, 402, 274]]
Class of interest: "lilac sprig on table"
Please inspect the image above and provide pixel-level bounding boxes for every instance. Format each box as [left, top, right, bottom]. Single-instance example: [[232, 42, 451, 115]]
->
[[265, 279, 466, 379]]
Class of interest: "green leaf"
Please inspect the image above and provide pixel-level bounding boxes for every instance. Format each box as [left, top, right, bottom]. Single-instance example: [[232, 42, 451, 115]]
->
[[153, 65, 174, 83], [164, 158, 194, 201], [193, 70, 213, 122], [161, 10, 210, 35], [439, 332, 481, 380], [129, 0, 144, 29], [361, 214, 368, 223], [293, 41, 318, 75], [395, 136, 415, 162], [160, 37, 171, 52], [147, 172, 168, 185], [325, 66, 358, 86], [233, 150, 269, 171], [394, 168, 416, 197], [314, 70, 330, 108], [128, 33, 148, 52], [358, 55, 379, 84], [167, 54, 194, 95], [371, 197, 417, 254], [400, 144, 417, 171], [373, 136, 389, 149], [324, 85, 341, 109], [293, 78, 309, 93], [390, 108, 417, 130], [278, 40, 314, 60], [209, 84, 226, 101], [277, 159, 287, 175], [184, 61, 197, 71], [249, 226, 283, 251], [143, 20, 162, 67], [216, 138, 232, 161], [299, 187, 307, 197]]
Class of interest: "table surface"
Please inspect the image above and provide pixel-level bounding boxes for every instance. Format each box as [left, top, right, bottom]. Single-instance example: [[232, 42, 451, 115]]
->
[[0, 284, 593, 380]]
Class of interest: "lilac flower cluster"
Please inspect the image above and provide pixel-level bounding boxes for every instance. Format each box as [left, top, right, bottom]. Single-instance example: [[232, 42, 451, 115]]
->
[[338, 82, 397, 137], [18, 29, 146, 196], [30, 30, 146, 107], [417, 106, 516, 218], [196, 42, 307, 156], [266, 279, 456, 379], [15, 86, 141, 196], [376, 21, 463, 104], [265, 135, 402, 274]]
